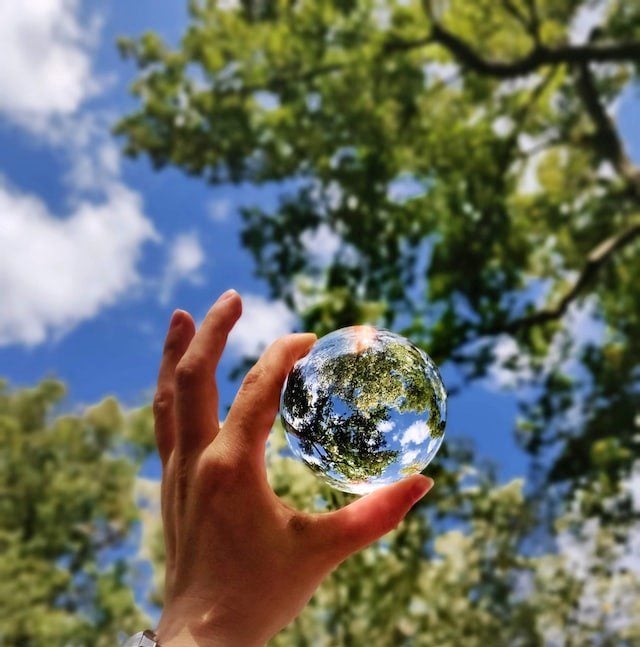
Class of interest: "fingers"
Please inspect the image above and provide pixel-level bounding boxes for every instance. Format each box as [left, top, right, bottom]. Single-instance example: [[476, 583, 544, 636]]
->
[[175, 290, 242, 454], [318, 475, 434, 563], [220, 332, 317, 464], [154, 310, 196, 465]]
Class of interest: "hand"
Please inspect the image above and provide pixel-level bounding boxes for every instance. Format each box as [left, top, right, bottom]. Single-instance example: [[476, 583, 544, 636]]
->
[[153, 290, 434, 646]]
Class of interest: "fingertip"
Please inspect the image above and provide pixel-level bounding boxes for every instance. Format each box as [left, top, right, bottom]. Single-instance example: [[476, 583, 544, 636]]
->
[[168, 309, 196, 337], [292, 331, 318, 347], [172, 308, 192, 324], [216, 288, 242, 308], [283, 333, 317, 370], [169, 309, 181, 328], [210, 290, 242, 326], [407, 474, 434, 503]]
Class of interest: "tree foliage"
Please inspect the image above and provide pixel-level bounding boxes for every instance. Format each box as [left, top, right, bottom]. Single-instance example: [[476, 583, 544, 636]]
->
[[0, 380, 155, 646], [114, 0, 640, 642], [116, 0, 640, 501]]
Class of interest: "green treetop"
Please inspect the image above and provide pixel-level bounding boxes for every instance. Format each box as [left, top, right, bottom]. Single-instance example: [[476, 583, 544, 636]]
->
[[0, 380, 155, 646], [116, 0, 640, 502]]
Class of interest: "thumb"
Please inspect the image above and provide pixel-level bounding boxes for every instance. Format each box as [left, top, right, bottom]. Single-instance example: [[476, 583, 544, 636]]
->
[[319, 475, 434, 563]]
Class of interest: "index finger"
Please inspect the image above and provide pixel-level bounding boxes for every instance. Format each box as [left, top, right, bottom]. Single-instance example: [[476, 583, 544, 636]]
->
[[219, 332, 317, 465]]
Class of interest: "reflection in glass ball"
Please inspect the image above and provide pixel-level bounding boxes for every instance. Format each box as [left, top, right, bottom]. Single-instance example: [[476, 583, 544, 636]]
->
[[280, 326, 447, 494]]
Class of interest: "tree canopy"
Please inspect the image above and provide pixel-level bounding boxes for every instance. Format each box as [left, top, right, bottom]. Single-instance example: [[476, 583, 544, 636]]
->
[[114, 0, 640, 642], [0, 380, 155, 645], [116, 0, 640, 501]]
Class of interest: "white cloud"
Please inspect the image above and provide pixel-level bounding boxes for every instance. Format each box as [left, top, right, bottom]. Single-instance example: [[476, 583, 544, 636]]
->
[[482, 295, 605, 393], [0, 179, 156, 346], [0, 1, 170, 346], [66, 135, 121, 192], [160, 232, 206, 304], [227, 294, 296, 357], [401, 448, 421, 465], [400, 421, 430, 446], [485, 334, 534, 391], [569, 0, 609, 45], [207, 197, 233, 222], [0, 0, 104, 126], [377, 420, 395, 434], [300, 224, 341, 267]]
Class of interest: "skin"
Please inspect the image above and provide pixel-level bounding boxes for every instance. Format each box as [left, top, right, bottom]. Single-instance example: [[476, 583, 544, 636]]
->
[[154, 289, 434, 646]]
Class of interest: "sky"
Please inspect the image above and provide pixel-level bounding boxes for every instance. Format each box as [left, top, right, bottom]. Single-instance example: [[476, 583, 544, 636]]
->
[[0, 0, 639, 488]]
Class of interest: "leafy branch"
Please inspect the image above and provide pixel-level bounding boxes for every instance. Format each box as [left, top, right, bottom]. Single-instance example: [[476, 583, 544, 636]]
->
[[484, 219, 640, 334], [416, 2, 640, 334], [574, 61, 640, 197], [423, 13, 640, 78]]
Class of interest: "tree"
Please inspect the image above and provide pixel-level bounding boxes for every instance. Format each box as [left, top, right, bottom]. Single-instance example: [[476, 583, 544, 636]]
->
[[116, 0, 640, 497], [0, 380, 155, 646], [138, 422, 640, 645], [116, 0, 640, 642]]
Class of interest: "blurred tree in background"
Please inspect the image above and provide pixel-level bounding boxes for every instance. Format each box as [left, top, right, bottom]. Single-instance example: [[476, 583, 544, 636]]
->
[[0, 381, 155, 645], [113, 0, 640, 643]]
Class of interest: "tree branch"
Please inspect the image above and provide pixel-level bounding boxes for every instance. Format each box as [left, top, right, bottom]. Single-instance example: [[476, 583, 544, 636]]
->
[[382, 35, 432, 55], [501, 0, 535, 35], [524, 0, 541, 44], [573, 61, 640, 197], [429, 21, 640, 78], [485, 220, 640, 334]]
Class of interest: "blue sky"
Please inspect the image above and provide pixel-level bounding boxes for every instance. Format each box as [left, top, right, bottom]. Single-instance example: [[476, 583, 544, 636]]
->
[[0, 1, 638, 487]]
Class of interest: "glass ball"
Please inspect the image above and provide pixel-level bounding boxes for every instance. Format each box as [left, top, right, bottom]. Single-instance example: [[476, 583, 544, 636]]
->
[[280, 325, 447, 494]]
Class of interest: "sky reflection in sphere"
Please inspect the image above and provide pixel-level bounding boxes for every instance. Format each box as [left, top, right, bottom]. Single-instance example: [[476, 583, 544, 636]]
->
[[280, 326, 447, 494]]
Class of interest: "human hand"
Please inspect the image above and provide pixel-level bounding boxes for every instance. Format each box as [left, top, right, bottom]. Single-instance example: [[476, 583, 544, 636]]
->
[[153, 290, 434, 646]]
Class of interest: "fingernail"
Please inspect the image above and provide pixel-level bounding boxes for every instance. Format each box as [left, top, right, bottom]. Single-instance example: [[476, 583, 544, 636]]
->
[[169, 310, 183, 329], [292, 332, 318, 341], [217, 288, 238, 304], [411, 477, 434, 502]]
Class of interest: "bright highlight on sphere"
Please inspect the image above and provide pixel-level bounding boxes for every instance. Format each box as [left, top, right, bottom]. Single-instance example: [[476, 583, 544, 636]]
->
[[280, 326, 447, 494]]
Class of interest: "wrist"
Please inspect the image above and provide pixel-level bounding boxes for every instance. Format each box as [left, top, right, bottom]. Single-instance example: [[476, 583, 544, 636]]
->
[[158, 624, 267, 647], [156, 599, 269, 647]]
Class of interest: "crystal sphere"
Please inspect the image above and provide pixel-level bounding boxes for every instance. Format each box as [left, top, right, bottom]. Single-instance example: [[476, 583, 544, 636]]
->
[[280, 326, 447, 494]]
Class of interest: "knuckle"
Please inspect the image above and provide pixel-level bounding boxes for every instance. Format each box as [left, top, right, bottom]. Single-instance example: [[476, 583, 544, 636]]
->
[[175, 359, 202, 389], [240, 365, 265, 393], [152, 388, 174, 419], [197, 453, 240, 493]]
